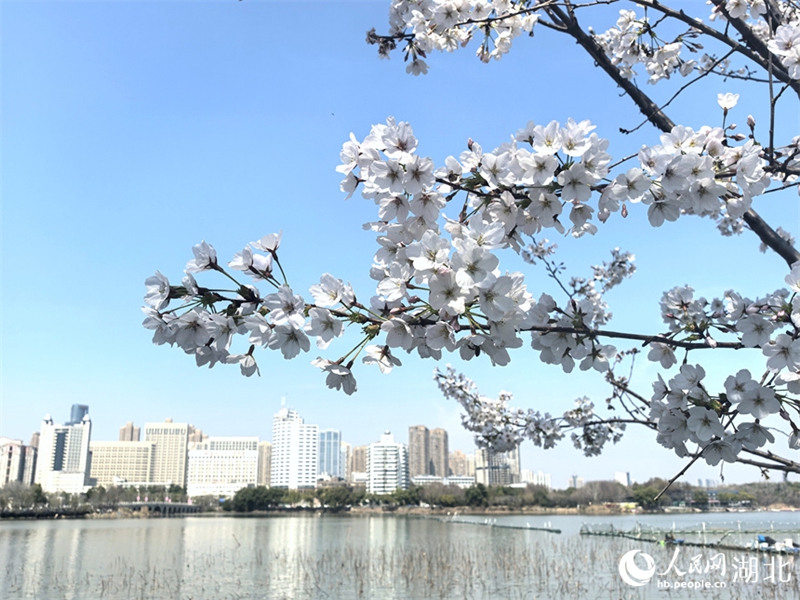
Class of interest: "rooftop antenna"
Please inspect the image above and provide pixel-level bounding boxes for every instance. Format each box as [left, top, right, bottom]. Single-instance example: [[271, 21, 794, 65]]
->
[[280, 395, 286, 408]]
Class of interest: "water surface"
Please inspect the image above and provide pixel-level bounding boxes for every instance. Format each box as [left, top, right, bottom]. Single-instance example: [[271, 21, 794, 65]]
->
[[1, 513, 797, 599]]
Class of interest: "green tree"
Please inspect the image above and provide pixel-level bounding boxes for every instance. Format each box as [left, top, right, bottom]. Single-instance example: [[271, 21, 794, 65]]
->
[[632, 486, 659, 509], [464, 484, 489, 508], [318, 486, 352, 508], [229, 486, 285, 512], [439, 494, 457, 507], [282, 489, 303, 506], [531, 486, 552, 508], [392, 486, 421, 506]]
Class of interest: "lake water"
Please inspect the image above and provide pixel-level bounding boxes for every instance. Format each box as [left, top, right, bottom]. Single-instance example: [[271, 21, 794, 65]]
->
[[0, 512, 798, 599]]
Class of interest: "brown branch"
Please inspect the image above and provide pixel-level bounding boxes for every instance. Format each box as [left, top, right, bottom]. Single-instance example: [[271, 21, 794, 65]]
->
[[742, 210, 800, 266], [742, 447, 800, 471], [544, 2, 800, 267], [373, 1, 800, 266], [708, 0, 800, 96], [636, 0, 799, 92], [605, 372, 651, 406], [654, 452, 704, 501], [526, 324, 744, 350], [620, 49, 737, 135], [542, 2, 676, 133]]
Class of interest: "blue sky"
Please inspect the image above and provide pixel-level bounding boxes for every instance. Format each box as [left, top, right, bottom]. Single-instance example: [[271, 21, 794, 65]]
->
[[2, 0, 798, 487]]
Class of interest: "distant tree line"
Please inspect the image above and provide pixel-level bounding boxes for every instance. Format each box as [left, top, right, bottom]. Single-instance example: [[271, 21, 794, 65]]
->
[[224, 479, 800, 512], [0, 482, 191, 515], [2, 479, 798, 515]]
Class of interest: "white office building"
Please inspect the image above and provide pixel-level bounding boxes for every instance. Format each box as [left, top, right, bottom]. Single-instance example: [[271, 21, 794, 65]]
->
[[271, 408, 318, 489], [144, 419, 189, 487], [445, 476, 476, 489], [187, 436, 259, 497], [367, 431, 408, 495], [35, 413, 92, 494], [614, 471, 631, 487], [521, 469, 552, 490], [89, 441, 155, 487], [0, 437, 37, 487], [411, 474, 442, 487], [410, 474, 476, 489]]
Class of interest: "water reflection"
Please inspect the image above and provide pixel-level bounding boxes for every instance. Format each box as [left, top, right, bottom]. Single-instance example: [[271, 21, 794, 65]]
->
[[0, 514, 797, 599]]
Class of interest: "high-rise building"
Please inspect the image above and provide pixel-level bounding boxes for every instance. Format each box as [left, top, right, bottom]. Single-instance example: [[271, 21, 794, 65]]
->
[[89, 441, 155, 486], [67, 404, 89, 425], [188, 425, 206, 444], [449, 450, 473, 476], [350, 445, 367, 478], [0, 438, 26, 486], [475, 447, 520, 487], [340, 441, 352, 482], [257, 441, 272, 487], [614, 471, 631, 487], [318, 429, 343, 480], [35, 412, 92, 494], [271, 407, 318, 489], [144, 419, 189, 487], [367, 431, 409, 495], [429, 428, 449, 477], [22, 445, 37, 486], [25, 433, 39, 486], [408, 425, 429, 478], [119, 422, 141, 442], [568, 475, 585, 489], [186, 436, 258, 497]]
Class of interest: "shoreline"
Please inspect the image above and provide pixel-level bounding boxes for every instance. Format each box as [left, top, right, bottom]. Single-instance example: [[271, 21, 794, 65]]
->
[[2, 503, 796, 521]]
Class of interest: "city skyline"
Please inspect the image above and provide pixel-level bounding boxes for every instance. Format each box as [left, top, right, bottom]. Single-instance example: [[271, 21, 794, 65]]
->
[[5, 403, 555, 494], [1, 398, 778, 489], [4, 402, 492, 471], [4, 402, 750, 493]]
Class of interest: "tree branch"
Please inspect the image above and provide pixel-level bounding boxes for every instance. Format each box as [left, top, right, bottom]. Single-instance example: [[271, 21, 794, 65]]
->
[[742, 210, 800, 266], [543, 2, 800, 266], [708, 0, 800, 97], [741, 447, 800, 471], [526, 324, 744, 350], [654, 452, 703, 500], [543, 2, 676, 133], [619, 49, 736, 135], [636, 0, 799, 93]]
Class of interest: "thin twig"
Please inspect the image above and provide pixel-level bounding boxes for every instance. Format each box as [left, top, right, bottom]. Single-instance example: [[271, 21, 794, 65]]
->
[[620, 49, 736, 135], [654, 452, 703, 501]]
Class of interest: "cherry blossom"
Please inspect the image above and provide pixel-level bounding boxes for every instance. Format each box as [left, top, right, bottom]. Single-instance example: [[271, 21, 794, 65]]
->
[[144, 271, 171, 311]]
